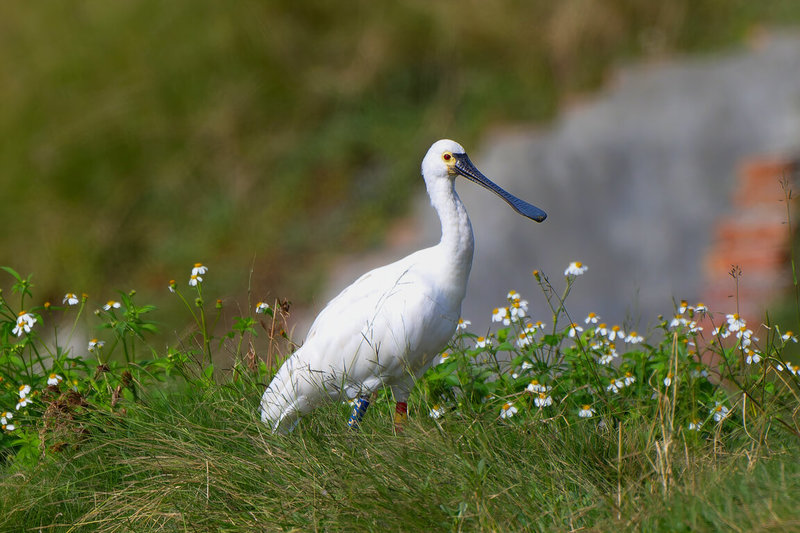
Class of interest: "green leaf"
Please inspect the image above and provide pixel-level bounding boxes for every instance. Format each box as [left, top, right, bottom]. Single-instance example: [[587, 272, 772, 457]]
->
[[543, 334, 560, 347], [0, 266, 22, 282]]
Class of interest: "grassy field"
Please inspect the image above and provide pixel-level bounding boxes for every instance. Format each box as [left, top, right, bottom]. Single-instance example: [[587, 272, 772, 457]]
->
[[1, 384, 798, 532], [0, 265, 799, 531]]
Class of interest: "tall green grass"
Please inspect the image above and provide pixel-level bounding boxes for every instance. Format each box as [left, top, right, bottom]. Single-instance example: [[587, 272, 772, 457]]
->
[[1, 385, 798, 532], [1, 259, 799, 531]]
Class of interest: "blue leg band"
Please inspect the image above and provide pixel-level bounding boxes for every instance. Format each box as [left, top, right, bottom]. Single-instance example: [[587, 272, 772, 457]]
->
[[347, 397, 370, 429]]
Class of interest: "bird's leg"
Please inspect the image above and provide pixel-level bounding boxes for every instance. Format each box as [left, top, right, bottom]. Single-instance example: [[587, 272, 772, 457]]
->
[[347, 396, 370, 430], [393, 402, 408, 433]]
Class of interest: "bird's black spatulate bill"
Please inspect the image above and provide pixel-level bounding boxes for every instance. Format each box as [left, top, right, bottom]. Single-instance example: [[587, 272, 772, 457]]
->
[[454, 154, 547, 222]]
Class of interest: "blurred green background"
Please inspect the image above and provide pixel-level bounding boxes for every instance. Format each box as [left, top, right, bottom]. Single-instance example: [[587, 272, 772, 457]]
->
[[1, 1, 799, 320]]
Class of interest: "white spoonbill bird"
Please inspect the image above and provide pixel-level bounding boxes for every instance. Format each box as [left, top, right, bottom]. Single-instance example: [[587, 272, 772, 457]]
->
[[260, 139, 546, 433]]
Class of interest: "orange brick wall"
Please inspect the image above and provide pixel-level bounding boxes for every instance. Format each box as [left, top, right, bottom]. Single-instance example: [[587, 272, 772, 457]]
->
[[702, 156, 799, 326]]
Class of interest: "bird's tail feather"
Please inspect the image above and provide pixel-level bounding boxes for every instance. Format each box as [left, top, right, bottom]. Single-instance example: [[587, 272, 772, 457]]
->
[[260, 360, 304, 433]]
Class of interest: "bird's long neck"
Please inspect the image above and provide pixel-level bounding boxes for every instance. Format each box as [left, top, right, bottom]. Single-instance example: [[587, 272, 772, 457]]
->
[[427, 178, 475, 285]]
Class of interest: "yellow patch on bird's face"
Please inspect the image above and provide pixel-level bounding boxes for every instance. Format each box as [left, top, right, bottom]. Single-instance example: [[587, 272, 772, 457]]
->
[[442, 151, 457, 174]]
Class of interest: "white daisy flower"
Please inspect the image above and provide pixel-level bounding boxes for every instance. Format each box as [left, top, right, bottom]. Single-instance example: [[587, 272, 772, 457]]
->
[[678, 300, 689, 314], [624, 331, 644, 344], [663, 373, 673, 387], [255, 302, 271, 314], [688, 321, 703, 333], [47, 373, 63, 386], [688, 419, 701, 431], [12, 311, 36, 337], [607, 325, 625, 342], [744, 349, 761, 364], [534, 393, 553, 408], [713, 325, 731, 339], [711, 402, 730, 422], [18, 384, 31, 398], [429, 405, 445, 419], [509, 300, 527, 321], [567, 323, 584, 338], [726, 313, 746, 332], [500, 402, 518, 419], [191, 263, 208, 276], [516, 332, 532, 348], [88, 338, 105, 352], [782, 331, 798, 343], [669, 315, 687, 329], [63, 293, 80, 306], [623, 371, 636, 386], [456, 318, 471, 331], [491, 307, 508, 323], [606, 378, 622, 393], [527, 321, 545, 334], [103, 300, 121, 311], [526, 380, 548, 394], [189, 274, 203, 286], [475, 336, 491, 349], [578, 405, 595, 418], [584, 312, 600, 325], [16, 397, 30, 410], [564, 261, 588, 277], [0, 411, 12, 425], [597, 352, 614, 366]]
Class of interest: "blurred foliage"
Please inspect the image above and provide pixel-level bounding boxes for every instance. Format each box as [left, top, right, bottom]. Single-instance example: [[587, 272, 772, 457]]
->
[[0, 0, 799, 313]]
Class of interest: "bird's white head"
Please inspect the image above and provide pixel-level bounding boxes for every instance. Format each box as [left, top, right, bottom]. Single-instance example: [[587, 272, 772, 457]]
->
[[421, 139, 466, 183], [420, 139, 547, 222]]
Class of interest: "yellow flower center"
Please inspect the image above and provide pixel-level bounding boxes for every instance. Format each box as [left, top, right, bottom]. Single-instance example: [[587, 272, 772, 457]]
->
[[502, 403, 511, 410]]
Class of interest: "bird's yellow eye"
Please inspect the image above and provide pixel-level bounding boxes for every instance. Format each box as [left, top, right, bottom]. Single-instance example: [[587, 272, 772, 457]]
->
[[443, 152, 453, 162]]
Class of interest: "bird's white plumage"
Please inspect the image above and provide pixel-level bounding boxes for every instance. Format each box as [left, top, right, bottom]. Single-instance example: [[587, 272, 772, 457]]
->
[[260, 140, 479, 432]]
